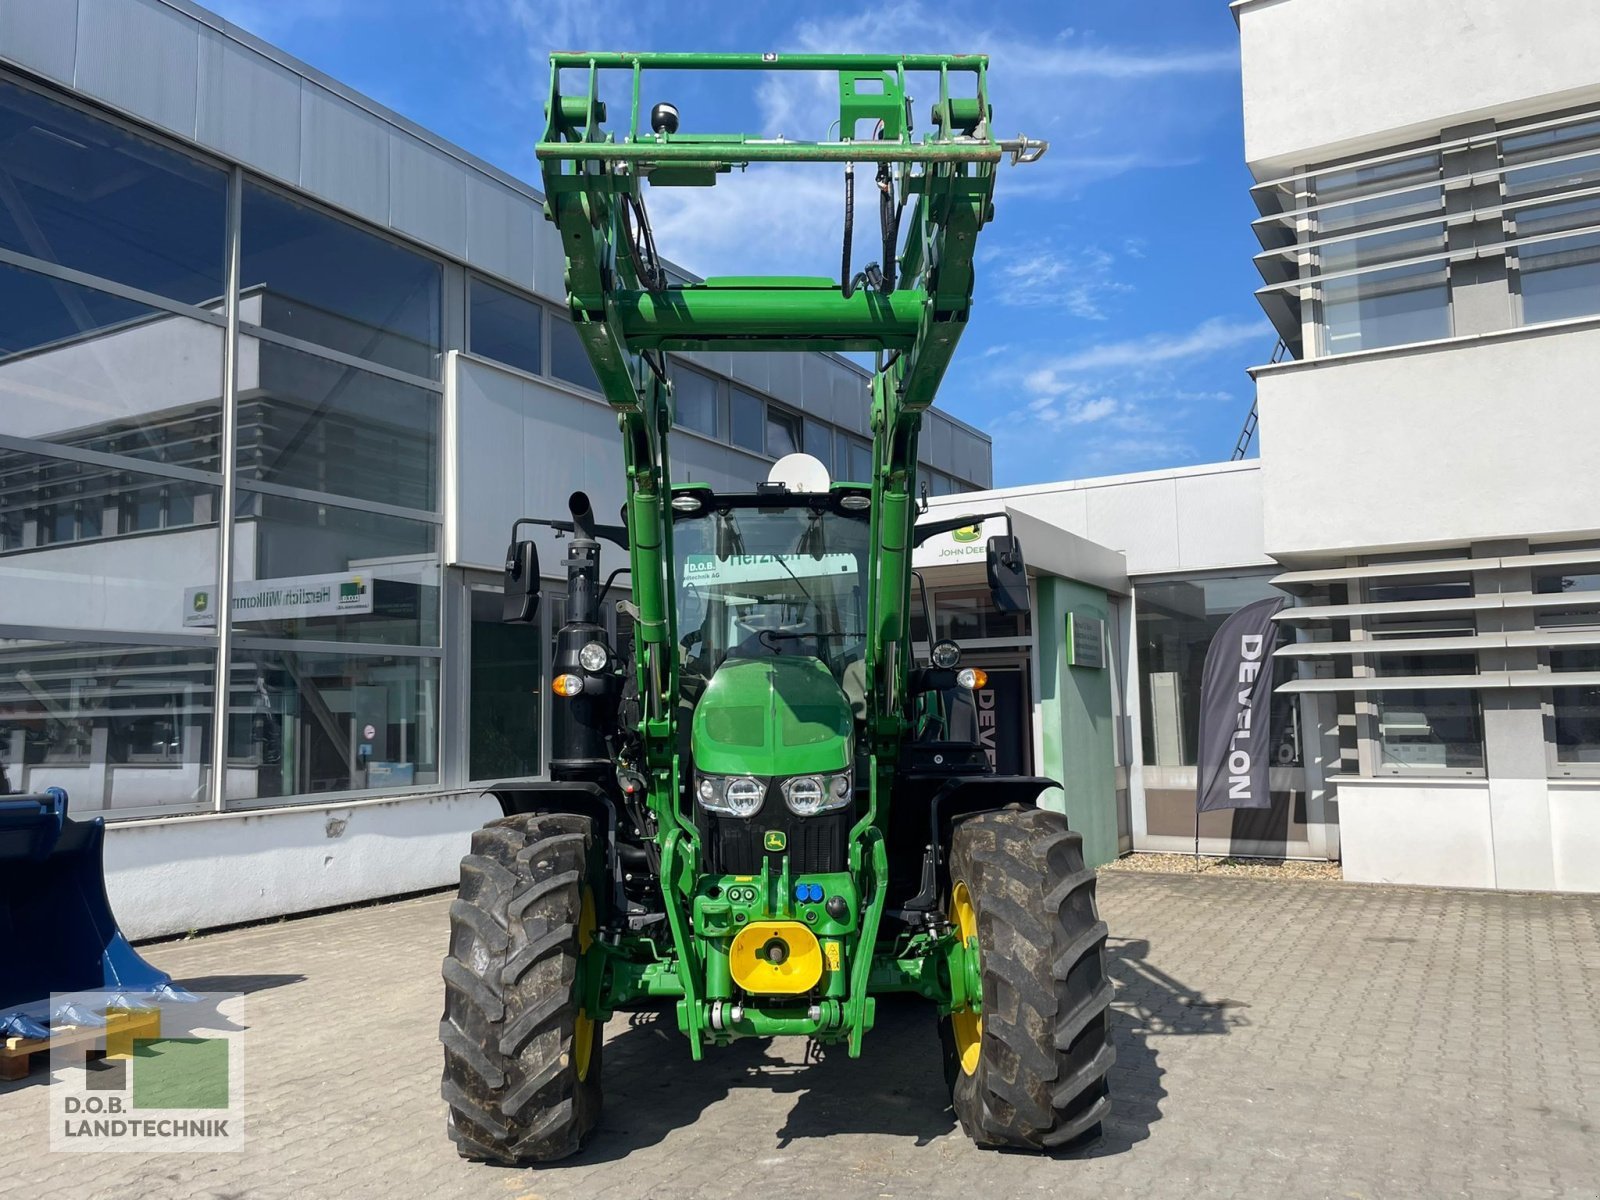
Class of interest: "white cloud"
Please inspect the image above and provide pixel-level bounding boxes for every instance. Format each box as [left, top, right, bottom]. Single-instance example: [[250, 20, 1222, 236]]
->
[[991, 242, 1134, 320], [1025, 316, 1270, 383]]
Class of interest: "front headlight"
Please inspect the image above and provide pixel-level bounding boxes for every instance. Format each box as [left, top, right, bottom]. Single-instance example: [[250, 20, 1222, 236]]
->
[[783, 769, 853, 816], [695, 773, 766, 817]]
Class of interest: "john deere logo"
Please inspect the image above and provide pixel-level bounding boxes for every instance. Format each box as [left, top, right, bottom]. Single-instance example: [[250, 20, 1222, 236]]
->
[[763, 831, 786, 852], [336, 577, 367, 609], [191, 591, 209, 614], [951, 525, 981, 543]]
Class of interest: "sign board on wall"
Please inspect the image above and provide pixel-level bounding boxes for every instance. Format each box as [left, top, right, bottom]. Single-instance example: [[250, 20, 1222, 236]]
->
[[1067, 610, 1106, 669], [183, 573, 373, 627]]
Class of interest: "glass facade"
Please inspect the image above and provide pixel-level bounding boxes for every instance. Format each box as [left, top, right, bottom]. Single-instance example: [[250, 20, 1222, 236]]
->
[[0, 74, 442, 816]]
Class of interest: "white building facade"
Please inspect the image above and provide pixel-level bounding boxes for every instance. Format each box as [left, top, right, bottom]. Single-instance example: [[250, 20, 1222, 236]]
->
[[1236, 0, 1600, 891]]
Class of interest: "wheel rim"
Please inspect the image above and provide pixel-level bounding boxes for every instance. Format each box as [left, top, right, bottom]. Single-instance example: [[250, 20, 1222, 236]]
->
[[574, 886, 597, 1082], [948, 880, 982, 1076]]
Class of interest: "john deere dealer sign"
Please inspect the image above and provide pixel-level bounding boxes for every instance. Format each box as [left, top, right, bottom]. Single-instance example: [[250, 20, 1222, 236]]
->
[[183, 573, 372, 627]]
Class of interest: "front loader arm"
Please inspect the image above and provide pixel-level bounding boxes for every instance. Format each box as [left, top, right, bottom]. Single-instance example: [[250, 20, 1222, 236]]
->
[[535, 52, 1043, 1055]]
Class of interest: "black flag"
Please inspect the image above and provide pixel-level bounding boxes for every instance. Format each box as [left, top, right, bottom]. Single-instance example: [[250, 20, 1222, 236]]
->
[[1196, 596, 1286, 812]]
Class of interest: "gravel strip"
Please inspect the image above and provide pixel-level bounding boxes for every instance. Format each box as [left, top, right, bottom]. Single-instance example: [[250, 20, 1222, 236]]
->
[[1102, 852, 1343, 881]]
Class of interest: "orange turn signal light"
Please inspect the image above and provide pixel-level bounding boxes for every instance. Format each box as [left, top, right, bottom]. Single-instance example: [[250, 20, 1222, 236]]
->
[[552, 673, 585, 697], [956, 667, 987, 690]]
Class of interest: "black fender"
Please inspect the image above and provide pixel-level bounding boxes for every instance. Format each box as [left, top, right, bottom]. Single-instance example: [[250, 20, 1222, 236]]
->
[[885, 773, 1061, 916], [486, 781, 626, 920]]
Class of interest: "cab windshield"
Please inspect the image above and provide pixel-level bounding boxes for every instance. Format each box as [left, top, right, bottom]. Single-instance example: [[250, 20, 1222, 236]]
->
[[673, 499, 871, 690]]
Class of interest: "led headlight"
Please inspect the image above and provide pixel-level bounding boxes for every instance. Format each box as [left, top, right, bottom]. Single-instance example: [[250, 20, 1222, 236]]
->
[[783, 770, 853, 816], [695, 773, 766, 817], [578, 641, 609, 672], [931, 639, 962, 669]]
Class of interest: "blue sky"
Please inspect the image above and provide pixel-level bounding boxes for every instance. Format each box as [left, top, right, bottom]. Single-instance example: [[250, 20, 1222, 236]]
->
[[208, 0, 1270, 487]]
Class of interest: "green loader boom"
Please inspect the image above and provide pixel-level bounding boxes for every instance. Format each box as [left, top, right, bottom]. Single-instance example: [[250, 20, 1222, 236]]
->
[[439, 52, 1116, 1162]]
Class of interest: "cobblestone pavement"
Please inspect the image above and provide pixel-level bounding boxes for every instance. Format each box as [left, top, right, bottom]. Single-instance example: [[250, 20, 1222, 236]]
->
[[7, 871, 1600, 1199]]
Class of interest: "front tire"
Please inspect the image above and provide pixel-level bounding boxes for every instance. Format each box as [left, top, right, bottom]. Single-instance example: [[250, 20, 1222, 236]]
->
[[943, 806, 1115, 1150], [440, 812, 603, 1163]]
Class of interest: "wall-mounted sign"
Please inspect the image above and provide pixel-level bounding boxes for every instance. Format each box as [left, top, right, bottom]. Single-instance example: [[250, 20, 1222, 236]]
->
[[1066, 610, 1106, 669], [184, 573, 373, 627]]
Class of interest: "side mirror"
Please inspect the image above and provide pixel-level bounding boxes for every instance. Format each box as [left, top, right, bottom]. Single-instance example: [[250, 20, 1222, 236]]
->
[[987, 534, 1030, 614], [503, 539, 541, 622]]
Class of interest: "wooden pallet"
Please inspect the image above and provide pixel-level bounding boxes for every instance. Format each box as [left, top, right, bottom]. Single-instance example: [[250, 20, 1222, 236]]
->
[[1, 1008, 161, 1081]]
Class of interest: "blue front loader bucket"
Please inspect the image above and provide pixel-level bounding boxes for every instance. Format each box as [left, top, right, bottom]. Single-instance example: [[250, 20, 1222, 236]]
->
[[0, 789, 188, 1039]]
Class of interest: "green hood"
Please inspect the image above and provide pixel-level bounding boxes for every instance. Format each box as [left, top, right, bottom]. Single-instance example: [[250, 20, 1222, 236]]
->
[[690, 656, 853, 777]]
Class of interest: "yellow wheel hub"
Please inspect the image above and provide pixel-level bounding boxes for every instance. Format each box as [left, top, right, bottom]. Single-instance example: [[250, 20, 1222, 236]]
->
[[949, 881, 982, 1076], [574, 887, 597, 1082]]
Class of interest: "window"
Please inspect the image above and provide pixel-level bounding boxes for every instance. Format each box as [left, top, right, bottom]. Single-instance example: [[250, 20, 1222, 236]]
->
[[118, 480, 207, 535], [1514, 197, 1600, 324], [1322, 261, 1450, 353], [0, 640, 216, 815], [1135, 574, 1300, 768], [1363, 573, 1484, 772], [766, 406, 801, 458], [936, 586, 1031, 642], [240, 183, 442, 379], [0, 79, 228, 306], [1502, 119, 1600, 200], [0, 264, 226, 467], [239, 341, 439, 512], [1535, 555, 1600, 770], [1298, 152, 1450, 355], [225, 648, 438, 801], [803, 418, 831, 466], [730, 387, 764, 452], [838, 438, 876, 483], [1548, 646, 1600, 767], [468, 277, 543, 376], [232, 492, 440, 647], [0, 447, 220, 634], [671, 364, 720, 437], [549, 315, 600, 392], [1534, 564, 1600, 625]]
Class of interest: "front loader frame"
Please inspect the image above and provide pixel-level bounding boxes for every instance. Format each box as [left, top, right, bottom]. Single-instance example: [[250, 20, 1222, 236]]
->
[[531, 52, 1045, 1057]]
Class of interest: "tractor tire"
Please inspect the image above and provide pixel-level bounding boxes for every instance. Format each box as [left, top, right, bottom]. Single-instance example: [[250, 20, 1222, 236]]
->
[[440, 812, 604, 1163], [942, 806, 1114, 1151]]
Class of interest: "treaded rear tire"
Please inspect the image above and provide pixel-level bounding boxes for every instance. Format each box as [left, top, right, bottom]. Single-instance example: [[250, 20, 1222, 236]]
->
[[944, 805, 1114, 1150], [440, 812, 603, 1163]]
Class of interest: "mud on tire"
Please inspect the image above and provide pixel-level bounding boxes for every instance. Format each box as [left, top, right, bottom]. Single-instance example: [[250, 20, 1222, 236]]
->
[[943, 805, 1114, 1150], [440, 812, 603, 1163]]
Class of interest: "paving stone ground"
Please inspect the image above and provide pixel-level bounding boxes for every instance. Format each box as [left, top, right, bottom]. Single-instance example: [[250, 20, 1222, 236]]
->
[[6, 871, 1600, 1199]]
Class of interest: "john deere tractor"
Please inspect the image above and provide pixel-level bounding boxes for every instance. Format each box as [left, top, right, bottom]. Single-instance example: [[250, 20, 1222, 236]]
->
[[440, 52, 1114, 1160]]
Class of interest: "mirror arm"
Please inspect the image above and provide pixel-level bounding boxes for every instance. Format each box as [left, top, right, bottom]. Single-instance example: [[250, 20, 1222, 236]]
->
[[911, 509, 1013, 548]]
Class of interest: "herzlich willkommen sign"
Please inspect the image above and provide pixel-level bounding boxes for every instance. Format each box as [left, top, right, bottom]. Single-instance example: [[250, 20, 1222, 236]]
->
[[183, 573, 373, 627]]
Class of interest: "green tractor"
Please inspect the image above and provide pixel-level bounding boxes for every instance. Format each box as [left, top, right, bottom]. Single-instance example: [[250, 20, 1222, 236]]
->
[[440, 52, 1114, 1159]]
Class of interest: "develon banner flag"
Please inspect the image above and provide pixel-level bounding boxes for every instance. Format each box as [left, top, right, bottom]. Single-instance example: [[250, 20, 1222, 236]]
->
[[1195, 596, 1286, 812]]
